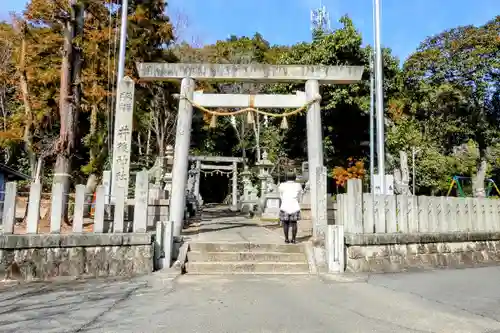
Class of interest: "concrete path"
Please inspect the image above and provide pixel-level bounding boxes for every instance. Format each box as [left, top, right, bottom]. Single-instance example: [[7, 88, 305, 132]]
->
[[184, 208, 283, 244], [3, 267, 500, 332]]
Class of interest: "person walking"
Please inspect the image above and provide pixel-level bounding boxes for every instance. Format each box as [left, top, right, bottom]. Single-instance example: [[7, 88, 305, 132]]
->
[[278, 171, 303, 244]]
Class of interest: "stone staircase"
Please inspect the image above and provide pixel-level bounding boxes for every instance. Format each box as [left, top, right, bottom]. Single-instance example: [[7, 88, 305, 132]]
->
[[185, 242, 311, 274]]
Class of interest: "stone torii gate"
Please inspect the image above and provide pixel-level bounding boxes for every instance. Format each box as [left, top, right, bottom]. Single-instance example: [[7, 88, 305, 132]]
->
[[137, 63, 364, 237], [188, 155, 244, 210]]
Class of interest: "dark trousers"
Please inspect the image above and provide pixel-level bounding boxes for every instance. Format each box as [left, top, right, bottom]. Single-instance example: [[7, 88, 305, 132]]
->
[[283, 220, 298, 241]]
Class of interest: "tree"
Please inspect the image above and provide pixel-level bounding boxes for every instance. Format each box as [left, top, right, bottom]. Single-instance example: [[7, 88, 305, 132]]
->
[[402, 16, 500, 196], [275, 16, 399, 173], [0, 23, 20, 163]]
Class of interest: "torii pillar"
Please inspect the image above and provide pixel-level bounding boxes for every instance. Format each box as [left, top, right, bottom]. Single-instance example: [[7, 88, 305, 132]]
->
[[137, 63, 364, 237]]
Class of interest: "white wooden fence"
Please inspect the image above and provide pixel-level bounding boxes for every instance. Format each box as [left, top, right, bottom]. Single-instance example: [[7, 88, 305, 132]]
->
[[337, 179, 500, 234], [0, 170, 171, 235]]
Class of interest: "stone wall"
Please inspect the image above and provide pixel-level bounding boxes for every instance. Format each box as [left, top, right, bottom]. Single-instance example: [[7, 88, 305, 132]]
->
[[0, 233, 154, 281], [345, 232, 500, 273], [299, 202, 335, 238]]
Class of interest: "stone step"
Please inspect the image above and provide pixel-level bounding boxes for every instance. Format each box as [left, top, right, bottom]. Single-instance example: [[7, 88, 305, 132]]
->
[[186, 262, 310, 274], [188, 251, 307, 263], [189, 242, 304, 254]]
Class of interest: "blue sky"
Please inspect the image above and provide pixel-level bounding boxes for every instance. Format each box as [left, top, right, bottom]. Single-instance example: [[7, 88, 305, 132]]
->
[[3, 0, 499, 62]]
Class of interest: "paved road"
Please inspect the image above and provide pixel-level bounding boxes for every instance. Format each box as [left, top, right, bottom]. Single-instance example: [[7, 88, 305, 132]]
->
[[2, 267, 500, 333]]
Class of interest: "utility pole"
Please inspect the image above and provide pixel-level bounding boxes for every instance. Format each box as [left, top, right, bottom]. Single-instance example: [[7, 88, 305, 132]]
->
[[369, 58, 375, 191], [374, 0, 385, 194], [117, 0, 129, 81], [369, 51, 376, 223], [369, 0, 376, 193]]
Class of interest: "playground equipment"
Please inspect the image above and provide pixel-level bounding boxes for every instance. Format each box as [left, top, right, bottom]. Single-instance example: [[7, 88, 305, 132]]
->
[[446, 176, 500, 197]]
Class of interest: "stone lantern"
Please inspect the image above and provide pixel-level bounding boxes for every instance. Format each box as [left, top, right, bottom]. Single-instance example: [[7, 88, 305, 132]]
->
[[256, 151, 280, 219], [256, 151, 274, 199], [163, 145, 174, 197], [239, 165, 258, 213]]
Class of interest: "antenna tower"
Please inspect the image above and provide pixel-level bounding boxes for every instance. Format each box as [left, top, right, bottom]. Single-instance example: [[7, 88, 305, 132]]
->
[[310, 0, 331, 32]]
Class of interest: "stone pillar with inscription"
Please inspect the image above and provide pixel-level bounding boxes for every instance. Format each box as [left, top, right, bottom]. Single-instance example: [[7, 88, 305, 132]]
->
[[305, 80, 323, 230], [111, 77, 135, 202], [169, 77, 195, 237]]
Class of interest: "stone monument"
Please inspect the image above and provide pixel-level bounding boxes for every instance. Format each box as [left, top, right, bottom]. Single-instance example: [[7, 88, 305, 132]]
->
[[110, 77, 135, 201], [262, 178, 280, 220]]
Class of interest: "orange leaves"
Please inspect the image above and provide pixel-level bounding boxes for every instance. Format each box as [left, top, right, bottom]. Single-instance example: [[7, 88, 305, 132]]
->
[[332, 157, 366, 188], [0, 129, 23, 141], [25, 0, 69, 24], [131, 5, 148, 22], [388, 99, 404, 121]]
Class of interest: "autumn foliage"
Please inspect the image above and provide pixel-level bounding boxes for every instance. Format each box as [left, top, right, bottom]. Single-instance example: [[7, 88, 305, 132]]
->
[[332, 157, 366, 187]]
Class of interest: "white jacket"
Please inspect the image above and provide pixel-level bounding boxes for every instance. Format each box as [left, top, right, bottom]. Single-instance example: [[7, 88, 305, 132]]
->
[[278, 181, 303, 214]]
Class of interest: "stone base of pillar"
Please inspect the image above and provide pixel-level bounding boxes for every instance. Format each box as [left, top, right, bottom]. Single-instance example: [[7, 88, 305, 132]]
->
[[261, 194, 280, 220], [240, 201, 257, 214], [327, 224, 345, 273]]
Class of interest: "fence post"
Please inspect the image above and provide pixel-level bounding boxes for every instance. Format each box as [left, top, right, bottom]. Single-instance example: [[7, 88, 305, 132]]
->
[[485, 198, 495, 231], [374, 195, 386, 233], [439, 196, 449, 232], [161, 221, 174, 269], [447, 197, 458, 232], [102, 170, 111, 205], [494, 199, 500, 231], [472, 198, 481, 231], [2, 181, 17, 234], [113, 187, 126, 233], [133, 171, 149, 232], [154, 220, 163, 269], [419, 196, 429, 232], [386, 195, 397, 233], [456, 198, 467, 231], [466, 197, 474, 231], [93, 185, 106, 233], [26, 182, 42, 234], [362, 193, 374, 233], [50, 183, 64, 233], [408, 195, 419, 232], [397, 195, 409, 233], [346, 179, 363, 233], [73, 184, 86, 233], [327, 224, 345, 273], [478, 198, 487, 231], [336, 194, 344, 226], [429, 197, 438, 232]]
